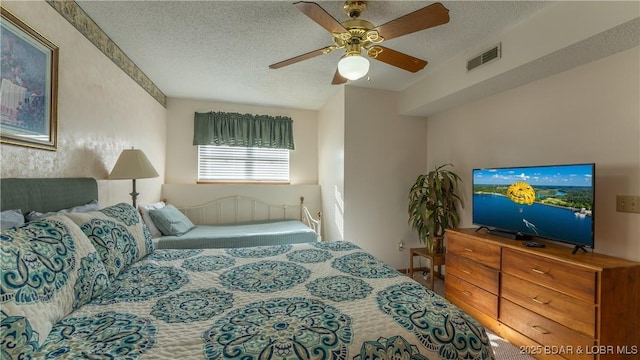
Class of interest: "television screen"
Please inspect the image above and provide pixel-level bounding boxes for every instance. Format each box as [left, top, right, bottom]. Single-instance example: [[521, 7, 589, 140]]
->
[[472, 163, 595, 249]]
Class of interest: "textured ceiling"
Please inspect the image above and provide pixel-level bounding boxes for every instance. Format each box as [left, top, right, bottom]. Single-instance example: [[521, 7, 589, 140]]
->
[[75, 1, 553, 110]]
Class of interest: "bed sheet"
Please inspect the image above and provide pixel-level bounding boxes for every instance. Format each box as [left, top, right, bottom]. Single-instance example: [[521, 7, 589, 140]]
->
[[154, 220, 318, 249]]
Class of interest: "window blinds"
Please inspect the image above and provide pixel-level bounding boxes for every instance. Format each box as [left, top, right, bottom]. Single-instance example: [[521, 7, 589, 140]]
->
[[198, 145, 289, 182]]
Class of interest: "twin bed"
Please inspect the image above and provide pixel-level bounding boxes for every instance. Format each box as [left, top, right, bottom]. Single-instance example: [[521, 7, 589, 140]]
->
[[0, 177, 495, 359], [154, 195, 321, 249]]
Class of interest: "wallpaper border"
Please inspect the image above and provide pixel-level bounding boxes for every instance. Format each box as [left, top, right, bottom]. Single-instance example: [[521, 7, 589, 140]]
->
[[46, 0, 167, 108]]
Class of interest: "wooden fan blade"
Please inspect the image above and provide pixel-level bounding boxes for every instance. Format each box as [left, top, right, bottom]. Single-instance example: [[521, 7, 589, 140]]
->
[[294, 1, 347, 34], [332, 69, 347, 85], [368, 46, 427, 73], [373, 2, 449, 41], [269, 46, 334, 69]]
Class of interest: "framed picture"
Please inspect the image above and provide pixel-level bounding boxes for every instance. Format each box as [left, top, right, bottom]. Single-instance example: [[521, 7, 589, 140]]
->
[[1, 6, 58, 150]]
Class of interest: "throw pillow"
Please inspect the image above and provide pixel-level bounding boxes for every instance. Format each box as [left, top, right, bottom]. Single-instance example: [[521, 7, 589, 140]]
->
[[0, 215, 111, 354], [138, 201, 165, 238], [0, 209, 24, 229], [65, 203, 154, 281], [149, 204, 195, 236], [25, 200, 100, 222]]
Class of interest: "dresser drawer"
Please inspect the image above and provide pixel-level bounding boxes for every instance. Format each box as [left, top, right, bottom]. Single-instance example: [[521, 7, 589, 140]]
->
[[500, 299, 594, 360], [501, 273, 596, 337], [446, 274, 498, 319], [447, 233, 501, 269], [446, 253, 499, 295], [502, 248, 596, 303]]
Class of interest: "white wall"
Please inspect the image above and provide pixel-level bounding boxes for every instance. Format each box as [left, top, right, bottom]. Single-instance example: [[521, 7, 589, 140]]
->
[[342, 87, 428, 269], [318, 88, 345, 242], [0, 1, 166, 206], [426, 46, 640, 261], [165, 97, 318, 185]]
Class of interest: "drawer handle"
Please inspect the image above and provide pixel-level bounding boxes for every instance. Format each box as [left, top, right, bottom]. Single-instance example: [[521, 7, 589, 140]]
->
[[531, 325, 550, 335], [464, 248, 474, 252], [462, 291, 472, 297], [531, 296, 550, 305], [531, 268, 549, 275], [461, 269, 472, 275]]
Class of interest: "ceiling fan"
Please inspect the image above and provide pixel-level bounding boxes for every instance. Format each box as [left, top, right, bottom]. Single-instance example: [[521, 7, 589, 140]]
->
[[269, 1, 450, 84]]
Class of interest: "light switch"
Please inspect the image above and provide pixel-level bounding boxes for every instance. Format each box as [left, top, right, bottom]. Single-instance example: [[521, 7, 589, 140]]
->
[[616, 195, 640, 213]]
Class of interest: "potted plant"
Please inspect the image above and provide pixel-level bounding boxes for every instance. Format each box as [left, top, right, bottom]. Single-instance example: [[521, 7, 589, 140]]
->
[[408, 163, 464, 253]]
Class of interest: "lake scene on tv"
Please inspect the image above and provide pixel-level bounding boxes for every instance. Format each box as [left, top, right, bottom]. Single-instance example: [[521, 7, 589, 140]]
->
[[473, 164, 594, 246]]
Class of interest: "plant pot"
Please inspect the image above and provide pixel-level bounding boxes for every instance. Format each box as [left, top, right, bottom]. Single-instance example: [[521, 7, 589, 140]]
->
[[426, 236, 444, 253]]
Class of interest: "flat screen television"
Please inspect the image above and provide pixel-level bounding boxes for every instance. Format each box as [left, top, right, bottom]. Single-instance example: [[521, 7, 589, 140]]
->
[[472, 163, 595, 252]]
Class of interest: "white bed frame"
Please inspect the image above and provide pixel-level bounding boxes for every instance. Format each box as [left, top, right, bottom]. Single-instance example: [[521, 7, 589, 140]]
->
[[166, 195, 322, 239]]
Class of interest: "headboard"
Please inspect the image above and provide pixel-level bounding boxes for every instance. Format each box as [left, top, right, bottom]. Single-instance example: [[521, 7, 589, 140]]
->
[[0, 178, 98, 214], [173, 195, 305, 224]]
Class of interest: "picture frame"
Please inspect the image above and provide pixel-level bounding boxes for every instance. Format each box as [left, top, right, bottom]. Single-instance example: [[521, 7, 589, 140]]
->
[[1, 6, 58, 150]]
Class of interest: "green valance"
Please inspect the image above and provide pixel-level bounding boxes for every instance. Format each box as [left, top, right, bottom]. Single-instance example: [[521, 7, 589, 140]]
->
[[193, 112, 294, 150]]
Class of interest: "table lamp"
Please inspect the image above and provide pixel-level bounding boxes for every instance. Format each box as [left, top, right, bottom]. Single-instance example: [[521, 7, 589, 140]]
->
[[109, 148, 159, 207]]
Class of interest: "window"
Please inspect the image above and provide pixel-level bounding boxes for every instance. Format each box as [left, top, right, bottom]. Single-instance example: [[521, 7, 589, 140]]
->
[[198, 145, 289, 183]]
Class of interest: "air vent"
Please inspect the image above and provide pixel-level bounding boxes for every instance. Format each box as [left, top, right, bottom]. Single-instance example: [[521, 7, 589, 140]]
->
[[467, 43, 501, 71]]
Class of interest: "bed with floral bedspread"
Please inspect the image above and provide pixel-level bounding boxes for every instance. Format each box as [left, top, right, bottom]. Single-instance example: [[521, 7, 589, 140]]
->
[[1, 179, 494, 359]]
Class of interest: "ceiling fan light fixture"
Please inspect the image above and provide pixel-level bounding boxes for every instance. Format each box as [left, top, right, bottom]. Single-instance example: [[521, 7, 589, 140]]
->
[[338, 53, 369, 81]]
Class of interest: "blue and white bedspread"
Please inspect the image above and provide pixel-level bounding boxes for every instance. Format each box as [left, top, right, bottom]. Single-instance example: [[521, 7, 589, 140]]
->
[[35, 242, 495, 359]]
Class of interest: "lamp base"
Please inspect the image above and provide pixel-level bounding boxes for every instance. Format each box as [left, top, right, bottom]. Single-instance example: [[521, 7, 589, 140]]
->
[[130, 179, 139, 208]]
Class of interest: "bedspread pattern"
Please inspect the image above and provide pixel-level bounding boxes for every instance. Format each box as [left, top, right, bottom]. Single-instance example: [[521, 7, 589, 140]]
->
[[34, 242, 495, 359]]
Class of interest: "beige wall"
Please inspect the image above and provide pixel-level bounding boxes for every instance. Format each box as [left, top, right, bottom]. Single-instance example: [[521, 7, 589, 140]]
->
[[318, 87, 429, 269], [0, 1, 166, 206], [318, 87, 346, 242], [399, 1, 639, 117], [165, 97, 318, 185], [426, 46, 640, 261], [341, 87, 428, 269]]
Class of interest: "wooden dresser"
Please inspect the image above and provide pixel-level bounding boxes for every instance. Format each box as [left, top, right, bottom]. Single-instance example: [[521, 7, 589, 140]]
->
[[445, 228, 640, 360]]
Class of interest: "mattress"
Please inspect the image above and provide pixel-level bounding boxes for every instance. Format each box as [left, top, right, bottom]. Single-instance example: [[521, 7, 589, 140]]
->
[[154, 219, 318, 249], [33, 241, 495, 359]]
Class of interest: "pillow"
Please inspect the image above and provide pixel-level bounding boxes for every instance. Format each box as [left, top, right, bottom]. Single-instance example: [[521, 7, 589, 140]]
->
[[138, 201, 165, 238], [149, 204, 195, 236], [25, 200, 100, 222], [65, 203, 154, 281], [1, 310, 39, 359], [0, 209, 24, 229], [0, 215, 111, 354]]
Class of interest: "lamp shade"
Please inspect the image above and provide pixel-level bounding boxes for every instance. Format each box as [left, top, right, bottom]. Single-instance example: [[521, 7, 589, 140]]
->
[[109, 149, 159, 180], [338, 54, 369, 81]]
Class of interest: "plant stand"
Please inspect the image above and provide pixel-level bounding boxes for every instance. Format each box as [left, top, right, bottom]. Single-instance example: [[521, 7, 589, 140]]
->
[[409, 247, 445, 291]]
